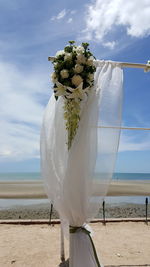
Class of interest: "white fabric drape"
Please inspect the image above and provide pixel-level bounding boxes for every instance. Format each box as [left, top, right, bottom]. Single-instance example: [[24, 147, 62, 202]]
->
[[40, 60, 123, 267]]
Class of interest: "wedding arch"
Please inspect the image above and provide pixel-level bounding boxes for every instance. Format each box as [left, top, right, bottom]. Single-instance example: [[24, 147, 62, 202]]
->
[[40, 41, 150, 267]]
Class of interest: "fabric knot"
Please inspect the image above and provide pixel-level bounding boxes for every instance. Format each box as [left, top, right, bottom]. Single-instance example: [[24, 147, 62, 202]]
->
[[69, 225, 91, 235]]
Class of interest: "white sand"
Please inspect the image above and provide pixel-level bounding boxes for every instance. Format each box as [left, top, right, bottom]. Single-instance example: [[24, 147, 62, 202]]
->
[[0, 222, 150, 266]]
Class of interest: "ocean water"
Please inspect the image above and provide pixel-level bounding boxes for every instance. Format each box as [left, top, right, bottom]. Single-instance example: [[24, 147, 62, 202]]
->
[[0, 172, 41, 181], [113, 172, 150, 181], [0, 172, 149, 209], [0, 172, 150, 181]]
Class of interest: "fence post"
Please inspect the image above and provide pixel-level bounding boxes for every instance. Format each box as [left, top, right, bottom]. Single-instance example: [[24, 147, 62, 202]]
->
[[102, 200, 106, 225], [145, 197, 148, 224], [49, 203, 53, 225]]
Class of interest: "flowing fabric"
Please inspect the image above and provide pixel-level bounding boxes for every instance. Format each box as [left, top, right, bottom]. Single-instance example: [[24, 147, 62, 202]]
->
[[40, 60, 123, 267]]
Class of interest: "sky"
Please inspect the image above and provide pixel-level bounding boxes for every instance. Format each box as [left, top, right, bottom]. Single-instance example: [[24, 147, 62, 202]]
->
[[0, 0, 150, 173]]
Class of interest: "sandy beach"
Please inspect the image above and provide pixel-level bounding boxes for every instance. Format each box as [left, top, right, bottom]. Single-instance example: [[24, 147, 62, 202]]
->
[[0, 222, 149, 266], [0, 180, 150, 199], [0, 181, 149, 266]]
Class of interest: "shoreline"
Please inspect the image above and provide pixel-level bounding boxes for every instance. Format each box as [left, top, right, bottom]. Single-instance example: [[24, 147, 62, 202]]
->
[[0, 179, 150, 198], [0, 202, 149, 220]]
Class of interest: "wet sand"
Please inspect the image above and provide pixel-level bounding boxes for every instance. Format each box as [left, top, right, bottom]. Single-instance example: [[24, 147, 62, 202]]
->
[[0, 202, 149, 220]]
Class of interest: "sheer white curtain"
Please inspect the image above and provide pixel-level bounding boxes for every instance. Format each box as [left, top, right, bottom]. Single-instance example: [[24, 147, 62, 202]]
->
[[40, 60, 123, 267]]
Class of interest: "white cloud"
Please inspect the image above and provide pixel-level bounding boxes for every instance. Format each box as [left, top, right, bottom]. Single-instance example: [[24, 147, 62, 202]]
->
[[97, 129, 150, 154], [83, 0, 150, 43], [51, 9, 67, 21], [70, 10, 77, 15], [119, 133, 150, 152], [0, 62, 49, 161], [0, 121, 40, 160], [50, 9, 77, 24], [67, 18, 73, 24], [103, 41, 116, 49]]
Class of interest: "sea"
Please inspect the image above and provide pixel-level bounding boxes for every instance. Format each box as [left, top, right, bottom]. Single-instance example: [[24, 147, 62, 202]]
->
[[0, 172, 150, 181], [0, 172, 149, 209]]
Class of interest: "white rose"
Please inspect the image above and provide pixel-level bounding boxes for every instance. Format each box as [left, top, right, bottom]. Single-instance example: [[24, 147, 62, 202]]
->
[[76, 46, 85, 54], [87, 73, 94, 86], [55, 50, 65, 57], [51, 72, 57, 83], [73, 46, 77, 52], [76, 54, 86, 64], [88, 73, 94, 81], [71, 75, 83, 87], [86, 56, 94, 66], [60, 69, 69, 79], [64, 53, 72, 61], [74, 64, 84, 73]]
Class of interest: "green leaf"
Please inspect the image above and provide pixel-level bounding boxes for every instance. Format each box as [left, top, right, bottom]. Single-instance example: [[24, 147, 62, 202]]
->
[[64, 46, 73, 53], [69, 40, 75, 45], [82, 42, 89, 50]]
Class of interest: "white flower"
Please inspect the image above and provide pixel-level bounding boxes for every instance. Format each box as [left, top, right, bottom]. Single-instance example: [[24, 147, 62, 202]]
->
[[55, 81, 66, 96], [64, 53, 72, 61], [87, 73, 94, 86], [75, 46, 85, 54], [55, 50, 65, 57], [88, 73, 94, 81], [67, 83, 84, 100], [72, 46, 77, 52], [76, 54, 86, 64], [74, 64, 84, 73], [71, 75, 83, 87], [86, 56, 94, 66], [51, 72, 57, 83], [67, 83, 90, 100], [60, 69, 69, 79]]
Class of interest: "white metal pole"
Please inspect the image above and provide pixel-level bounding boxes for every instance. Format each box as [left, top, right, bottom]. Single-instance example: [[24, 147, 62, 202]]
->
[[97, 126, 150, 130], [48, 57, 150, 71]]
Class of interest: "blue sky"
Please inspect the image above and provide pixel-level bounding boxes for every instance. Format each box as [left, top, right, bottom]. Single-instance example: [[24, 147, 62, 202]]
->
[[0, 0, 150, 173]]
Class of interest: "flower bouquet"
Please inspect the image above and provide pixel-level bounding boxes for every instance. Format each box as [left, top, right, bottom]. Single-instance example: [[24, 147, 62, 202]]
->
[[51, 41, 96, 149]]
